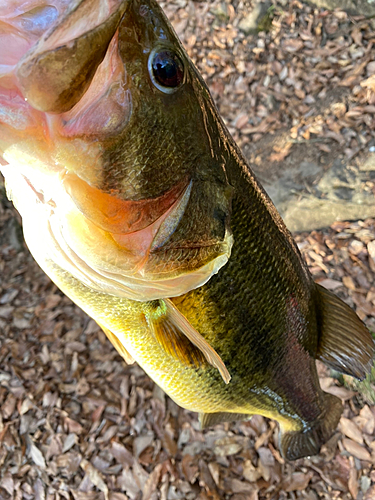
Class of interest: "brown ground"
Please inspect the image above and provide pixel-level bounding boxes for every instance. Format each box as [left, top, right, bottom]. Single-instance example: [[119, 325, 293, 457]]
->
[[1, 1, 375, 499], [161, 0, 374, 187]]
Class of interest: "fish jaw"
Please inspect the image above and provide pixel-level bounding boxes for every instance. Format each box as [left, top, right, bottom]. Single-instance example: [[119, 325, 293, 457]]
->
[[1, 152, 233, 301], [1, 0, 235, 300]]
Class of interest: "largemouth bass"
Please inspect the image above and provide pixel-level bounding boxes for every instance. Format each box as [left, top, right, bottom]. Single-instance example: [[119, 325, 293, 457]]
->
[[0, 0, 373, 460]]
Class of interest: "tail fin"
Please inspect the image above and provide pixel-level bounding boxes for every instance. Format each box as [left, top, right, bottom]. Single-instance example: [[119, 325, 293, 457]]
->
[[315, 284, 374, 380], [280, 392, 342, 460]]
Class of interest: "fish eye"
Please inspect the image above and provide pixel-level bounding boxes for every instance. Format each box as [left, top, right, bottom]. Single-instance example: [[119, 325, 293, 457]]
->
[[149, 49, 185, 93]]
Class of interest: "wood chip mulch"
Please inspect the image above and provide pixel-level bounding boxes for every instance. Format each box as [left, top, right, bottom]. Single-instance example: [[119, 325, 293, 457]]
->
[[162, 0, 375, 178], [1, 1, 375, 499]]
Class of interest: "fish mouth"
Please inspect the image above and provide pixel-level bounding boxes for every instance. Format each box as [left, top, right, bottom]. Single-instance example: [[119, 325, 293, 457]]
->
[[1, 0, 234, 301], [61, 171, 191, 239], [52, 175, 233, 301], [5, 164, 232, 301]]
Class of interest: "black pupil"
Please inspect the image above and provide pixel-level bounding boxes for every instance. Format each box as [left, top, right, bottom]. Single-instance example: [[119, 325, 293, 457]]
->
[[152, 51, 184, 88]]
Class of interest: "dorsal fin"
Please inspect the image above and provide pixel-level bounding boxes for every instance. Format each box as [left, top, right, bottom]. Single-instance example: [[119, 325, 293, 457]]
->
[[315, 283, 374, 380], [145, 299, 231, 384], [16, 0, 128, 113]]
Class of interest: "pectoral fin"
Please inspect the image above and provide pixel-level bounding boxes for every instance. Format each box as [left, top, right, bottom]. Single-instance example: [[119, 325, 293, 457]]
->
[[16, 0, 128, 113], [199, 412, 252, 429], [98, 323, 135, 365], [145, 299, 231, 384], [315, 284, 374, 380]]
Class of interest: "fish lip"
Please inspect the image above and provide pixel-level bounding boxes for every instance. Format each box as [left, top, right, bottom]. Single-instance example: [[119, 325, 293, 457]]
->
[[22, 167, 195, 257], [152, 242, 225, 251], [46, 221, 232, 302]]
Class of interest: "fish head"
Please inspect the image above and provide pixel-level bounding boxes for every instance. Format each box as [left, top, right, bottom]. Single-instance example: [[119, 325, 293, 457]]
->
[[0, 0, 233, 300]]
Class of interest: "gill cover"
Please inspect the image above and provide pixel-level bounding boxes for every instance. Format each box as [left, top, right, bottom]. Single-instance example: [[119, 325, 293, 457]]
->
[[3, 0, 234, 303]]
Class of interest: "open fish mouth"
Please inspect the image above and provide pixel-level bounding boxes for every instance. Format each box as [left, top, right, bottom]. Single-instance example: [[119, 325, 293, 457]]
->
[[3, 162, 233, 301]]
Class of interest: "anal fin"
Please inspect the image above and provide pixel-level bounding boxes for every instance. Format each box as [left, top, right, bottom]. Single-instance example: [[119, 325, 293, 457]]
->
[[98, 323, 135, 365], [315, 283, 374, 380], [199, 412, 252, 429], [145, 299, 231, 384]]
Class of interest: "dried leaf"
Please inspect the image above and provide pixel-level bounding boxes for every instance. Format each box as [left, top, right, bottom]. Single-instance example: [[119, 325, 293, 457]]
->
[[208, 462, 220, 487], [358, 405, 375, 435], [63, 433, 78, 453], [0, 472, 14, 497], [348, 457, 359, 499], [133, 434, 154, 458], [242, 460, 262, 482], [132, 461, 149, 490], [29, 442, 46, 469], [181, 454, 199, 483], [324, 385, 356, 401], [34, 478, 46, 500], [282, 39, 304, 52], [269, 143, 292, 162], [339, 417, 363, 445], [117, 468, 140, 498], [361, 75, 375, 92], [111, 442, 134, 467], [283, 472, 314, 492], [80, 459, 109, 500], [318, 278, 343, 290], [230, 478, 257, 494], [142, 463, 163, 500], [342, 276, 356, 291], [342, 438, 372, 461], [214, 437, 243, 456]]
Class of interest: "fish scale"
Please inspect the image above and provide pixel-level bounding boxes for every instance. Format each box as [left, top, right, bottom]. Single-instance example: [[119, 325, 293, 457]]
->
[[0, 0, 374, 460]]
